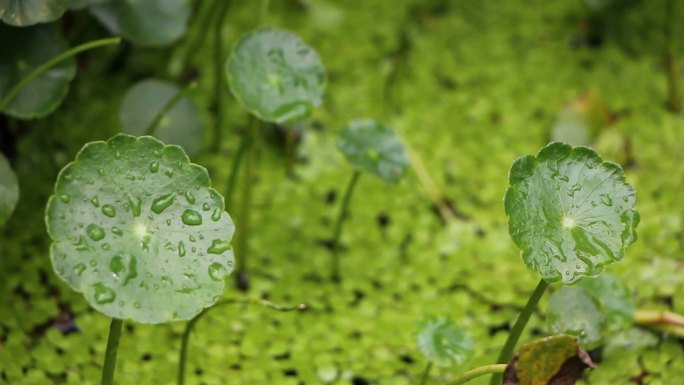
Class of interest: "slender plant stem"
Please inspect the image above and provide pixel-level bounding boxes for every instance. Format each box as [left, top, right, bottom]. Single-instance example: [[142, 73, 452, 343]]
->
[[665, 0, 682, 113], [235, 119, 259, 290], [448, 364, 507, 385], [176, 0, 215, 73], [224, 129, 251, 208], [419, 362, 433, 385], [101, 318, 123, 385], [635, 309, 684, 328], [0, 37, 121, 111], [145, 82, 197, 136], [210, 0, 231, 152], [330, 170, 362, 282], [177, 298, 305, 385], [489, 278, 548, 385]]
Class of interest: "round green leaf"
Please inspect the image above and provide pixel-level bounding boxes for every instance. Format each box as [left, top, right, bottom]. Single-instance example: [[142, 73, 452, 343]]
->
[[546, 286, 606, 348], [0, 24, 75, 119], [45, 134, 235, 324], [0, 0, 68, 26], [120, 79, 204, 156], [90, 0, 189, 47], [416, 315, 474, 367], [337, 119, 409, 184], [504, 142, 639, 284], [226, 27, 327, 123], [0, 153, 19, 228], [577, 274, 635, 332]]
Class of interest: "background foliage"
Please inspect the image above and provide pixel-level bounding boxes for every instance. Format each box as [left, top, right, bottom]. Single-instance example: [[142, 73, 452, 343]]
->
[[1, 0, 684, 384]]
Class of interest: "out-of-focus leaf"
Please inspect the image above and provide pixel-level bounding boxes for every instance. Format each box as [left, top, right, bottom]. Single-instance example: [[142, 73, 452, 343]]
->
[[546, 286, 606, 348], [0, 0, 68, 26], [416, 315, 474, 367], [337, 119, 409, 184], [0, 24, 75, 119], [119, 79, 204, 156], [226, 27, 326, 123], [46, 134, 235, 324], [577, 274, 635, 332], [0, 152, 19, 227], [69, 0, 109, 10], [504, 142, 639, 284]]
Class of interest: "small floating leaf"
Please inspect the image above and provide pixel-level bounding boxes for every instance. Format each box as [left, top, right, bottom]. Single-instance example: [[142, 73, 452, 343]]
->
[[502, 335, 595, 385], [577, 274, 635, 331], [337, 119, 409, 184], [416, 315, 474, 367], [0, 0, 68, 26], [546, 286, 605, 348], [504, 142, 639, 284], [90, 0, 190, 47], [226, 27, 326, 123], [46, 134, 235, 324], [0, 153, 19, 227], [119, 79, 204, 156], [0, 24, 76, 119]]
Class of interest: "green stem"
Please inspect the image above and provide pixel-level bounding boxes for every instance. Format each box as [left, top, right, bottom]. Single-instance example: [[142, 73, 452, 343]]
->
[[210, 0, 231, 152], [0, 37, 121, 112], [177, 298, 305, 385], [101, 318, 123, 385], [419, 362, 433, 385], [224, 129, 251, 208], [665, 0, 682, 113], [448, 364, 507, 385], [489, 278, 548, 385], [330, 170, 362, 282], [235, 119, 259, 290], [145, 82, 197, 136]]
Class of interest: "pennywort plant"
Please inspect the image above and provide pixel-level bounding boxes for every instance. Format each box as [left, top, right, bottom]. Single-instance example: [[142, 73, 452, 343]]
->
[[45, 134, 235, 384], [224, 26, 326, 289], [331, 119, 409, 281], [0, 152, 19, 228], [416, 315, 474, 385]]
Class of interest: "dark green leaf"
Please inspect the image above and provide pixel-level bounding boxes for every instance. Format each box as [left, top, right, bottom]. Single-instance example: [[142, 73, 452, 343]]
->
[[503, 335, 595, 385], [504, 142, 639, 284], [416, 315, 474, 367], [0, 0, 68, 26], [0, 24, 75, 119], [90, 0, 189, 47], [46, 134, 235, 324], [337, 119, 409, 184], [119, 79, 204, 156], [0, 153, 19, 227], [546, 286, 606, 348], [69, 0, 108, 10], [226, 27, 326, 123]]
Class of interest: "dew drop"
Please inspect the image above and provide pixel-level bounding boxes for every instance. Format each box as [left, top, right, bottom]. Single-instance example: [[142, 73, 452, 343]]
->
[[181, 209, 202, 226], [91, 196, 100, 207], [189, 235, 196, 242], [211, 208, 222, 222], [178, 241, 186, 257], [151, 193, 175, 214], [134, 302, 141, 309], [207, 239, 232, 254], [98, 168, 105, 176], [102, 205, 116, 218], [184, 191, 196, 204], [112, 226, 123, 236], [110, 255, 125, 280], [86, 224, 105, 241], [114, 151, 122, 159], [202, 203, 210, 211], [93, 283, 116, 304], [127, 194, 142, 217], [60, 195, 71, 203], [208, 262, 227, 281], [74, 263, 86, 276]]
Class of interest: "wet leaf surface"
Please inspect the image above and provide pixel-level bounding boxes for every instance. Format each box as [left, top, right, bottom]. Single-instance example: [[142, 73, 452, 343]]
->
[[119, 79, 204, 156], [337, 119, 409, 184], [0, 0, 68, 26], [226, 27, 326, 123], [46, 135, 234, 324], [546, 286, 606, 348], [0, 24, 75, 119], [505, 142, 639, 283], [416, 315, 474, 367]]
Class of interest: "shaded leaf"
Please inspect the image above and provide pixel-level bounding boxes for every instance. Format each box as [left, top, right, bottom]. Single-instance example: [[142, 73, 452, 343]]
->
[[46, 134, 235, 324], [416, 315, 474, 367], [577, 274, 635, 332], [546, 286, 606, 348], [90, 0, 189, 47], [504, 142, 639, 284], [0, 24, 75, 119], [0, 152, 19, 227], [503, 335, 595, 385], [69, 0, 109, 10], [226, 27, 326, 123], [119, 79, 204, 156], [0, 0, 68, 26], [337, 119, 409, 184]]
